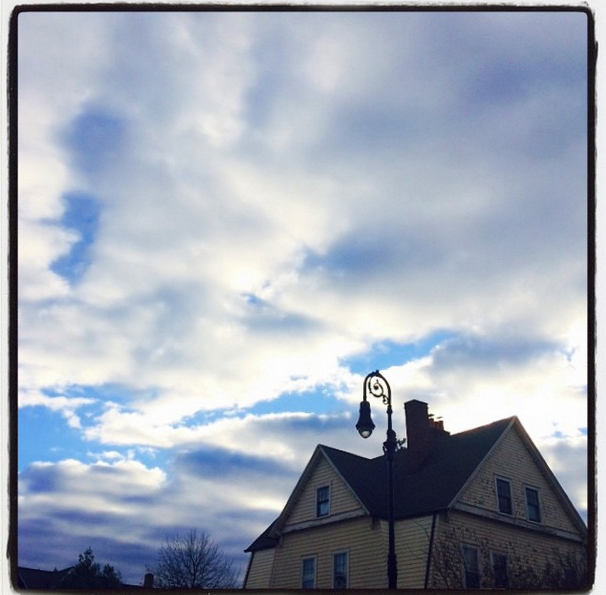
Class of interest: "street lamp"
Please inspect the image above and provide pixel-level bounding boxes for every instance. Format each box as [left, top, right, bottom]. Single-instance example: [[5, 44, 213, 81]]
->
[[356, 370, 401, 589]]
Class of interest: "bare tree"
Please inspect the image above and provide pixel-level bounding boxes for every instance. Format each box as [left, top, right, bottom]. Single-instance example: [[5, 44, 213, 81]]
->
[[151, 529, 240, 589]]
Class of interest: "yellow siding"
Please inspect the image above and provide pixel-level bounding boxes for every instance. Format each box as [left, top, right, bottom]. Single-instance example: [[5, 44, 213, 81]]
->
[[285, 457, 363, 528], [271, 516, 386, 589], [244, 548, 275, 589], [458, 425, 580, 535], [271, 515, 438, 589], [429, 510, 586, 589], [394, 515, 434, 589]]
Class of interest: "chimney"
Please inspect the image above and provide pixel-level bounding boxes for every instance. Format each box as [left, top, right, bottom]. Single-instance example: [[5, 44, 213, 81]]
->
[[143, 573, 154, 589], [404, 400, 449, 473]]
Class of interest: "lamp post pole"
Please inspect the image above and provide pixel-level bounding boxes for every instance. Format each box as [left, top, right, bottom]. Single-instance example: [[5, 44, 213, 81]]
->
[[356, 370, 400, 589]]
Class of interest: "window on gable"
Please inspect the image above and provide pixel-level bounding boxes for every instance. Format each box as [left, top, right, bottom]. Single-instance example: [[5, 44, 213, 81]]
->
[[462, 545, 480, 589], [491, 552, 509, 588], [495, 477, 513, 515], [525, 487, 542, 523], [301, 557, 316, 589], [333, 551, 348, 589], [316, 486, 330, 517]]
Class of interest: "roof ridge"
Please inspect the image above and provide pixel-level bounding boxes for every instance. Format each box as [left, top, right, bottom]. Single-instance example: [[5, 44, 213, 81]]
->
[[318, 444, 371, 460], [450, 415, 516, 437]]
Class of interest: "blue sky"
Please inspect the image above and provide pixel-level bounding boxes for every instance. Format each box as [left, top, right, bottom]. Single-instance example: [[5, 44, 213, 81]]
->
[[16, 9, 590, 585]]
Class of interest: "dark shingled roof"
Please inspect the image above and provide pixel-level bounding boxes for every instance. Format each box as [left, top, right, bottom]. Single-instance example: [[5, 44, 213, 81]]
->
[[244, 519, 280, 552], [322, 416, 513, 520], [245, 417, 513, 552], [17, 567, 73, 589], [17, 566, 150, 590]]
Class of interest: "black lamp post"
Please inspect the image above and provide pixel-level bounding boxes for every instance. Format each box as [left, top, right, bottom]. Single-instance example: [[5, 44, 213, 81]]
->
[[356, 370, 400, 590]]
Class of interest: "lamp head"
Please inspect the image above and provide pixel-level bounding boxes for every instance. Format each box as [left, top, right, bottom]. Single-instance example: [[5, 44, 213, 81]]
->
[[356, 399, 375, 439]]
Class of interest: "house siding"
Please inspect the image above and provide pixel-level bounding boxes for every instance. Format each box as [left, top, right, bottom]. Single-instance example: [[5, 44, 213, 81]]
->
[[458, 425, 580, 535], [244, 548, 275, 589], [271, 516, 385, 589], [268, 514, 437, 589], [429, 509, 586, 589], [394, 515, 434, 589], [285, 456, 363, 529]]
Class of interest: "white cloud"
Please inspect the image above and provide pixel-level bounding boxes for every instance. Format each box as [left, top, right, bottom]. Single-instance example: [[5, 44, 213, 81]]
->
[[380, 326, 587, 436], [539, 435, 588, 518], [18, 457, 168, 579], [19, 389, 95, 429], [17, 219, 77, 301], [18, 10, 587, 414]]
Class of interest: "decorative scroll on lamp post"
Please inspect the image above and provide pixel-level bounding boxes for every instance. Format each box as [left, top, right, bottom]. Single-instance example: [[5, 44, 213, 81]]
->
[[356, 370, 402, 589]]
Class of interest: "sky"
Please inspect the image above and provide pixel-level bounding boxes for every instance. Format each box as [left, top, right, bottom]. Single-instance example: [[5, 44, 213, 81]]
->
[[14, 8, 590, 586]]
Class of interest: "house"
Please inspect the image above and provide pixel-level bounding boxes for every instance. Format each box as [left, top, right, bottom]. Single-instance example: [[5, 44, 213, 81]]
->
[[16, 566, 154, 590], [243, 400, 588, 590], [17, 567, 73, 589]]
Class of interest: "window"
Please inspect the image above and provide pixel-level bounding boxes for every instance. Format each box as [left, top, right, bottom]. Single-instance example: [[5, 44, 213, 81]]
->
[[495, 478, 513, 515], [462, 545, 480, 589], [491, 552, 509, 588], [316, 486, 330, 517], [333, 552, 348, 589], [525, 487, 542, 522], [301, 557, 316, 589]]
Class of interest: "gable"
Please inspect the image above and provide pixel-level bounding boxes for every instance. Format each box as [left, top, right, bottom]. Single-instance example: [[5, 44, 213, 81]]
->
[[282, 454, 366, 531], [389, 418, 513, 520], [455, 419, 585, 537]]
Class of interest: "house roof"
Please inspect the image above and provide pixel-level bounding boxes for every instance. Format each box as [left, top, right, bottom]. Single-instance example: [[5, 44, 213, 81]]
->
[[17, 566, 73, 589], [321, 416, 514, 520], [17, 566, 149, 590], [244, 519, 280, 552], [245, 415, 586, 552]]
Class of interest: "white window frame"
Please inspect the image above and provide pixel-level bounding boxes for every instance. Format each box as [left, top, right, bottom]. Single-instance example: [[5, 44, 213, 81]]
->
[[316, 485, 330, 518], [301, 555, 317, 589], [332, 550, 349, 589], [495, 476, 513, 515], [461, 544, 480, 589], [525, 485, 542, 523]]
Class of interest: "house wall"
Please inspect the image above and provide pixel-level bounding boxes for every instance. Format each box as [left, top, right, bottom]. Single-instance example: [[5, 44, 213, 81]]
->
[[244, 548, 275, 589], [394, 515, 435, 589], [269, 455, 385, 589], [271, 516, 386, 589], [429, 509, 586, 589], [458, 424, 581, 536], [285, 456, 363, 528]]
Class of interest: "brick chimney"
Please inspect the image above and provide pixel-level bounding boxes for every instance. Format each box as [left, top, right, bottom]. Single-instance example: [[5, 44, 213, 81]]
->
[[143, 573, 154, 589], [404, 400, 449, 473]]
